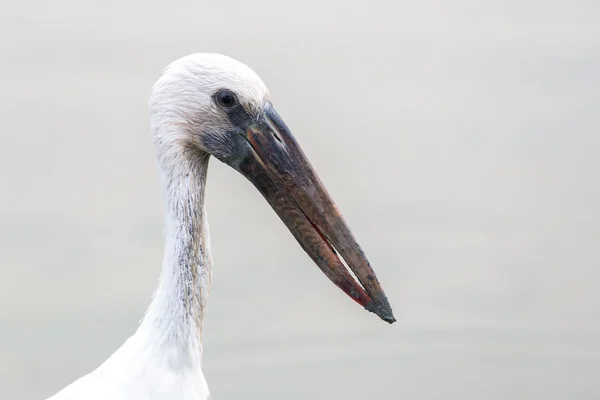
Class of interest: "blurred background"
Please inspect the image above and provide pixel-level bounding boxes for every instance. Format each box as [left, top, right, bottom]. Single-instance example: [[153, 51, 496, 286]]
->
[[1, 0, 599, 399]]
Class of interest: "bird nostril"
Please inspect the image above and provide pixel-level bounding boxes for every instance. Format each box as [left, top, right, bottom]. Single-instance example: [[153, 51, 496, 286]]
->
[[272, 132, 283, 144]]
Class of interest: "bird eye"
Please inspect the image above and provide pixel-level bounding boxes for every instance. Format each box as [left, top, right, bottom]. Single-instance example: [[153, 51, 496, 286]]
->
[[215, 89, 238, 109]]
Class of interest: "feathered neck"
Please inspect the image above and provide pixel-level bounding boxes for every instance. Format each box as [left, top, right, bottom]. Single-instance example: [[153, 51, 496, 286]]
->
[[137, 151, 212, 361]]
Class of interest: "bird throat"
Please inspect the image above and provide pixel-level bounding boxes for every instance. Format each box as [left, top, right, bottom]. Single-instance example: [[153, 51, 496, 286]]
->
[[139, 152, 212, 357]]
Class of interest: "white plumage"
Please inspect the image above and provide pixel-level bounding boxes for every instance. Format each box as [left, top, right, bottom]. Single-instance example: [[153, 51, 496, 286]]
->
[[47, 53, 250, 400]]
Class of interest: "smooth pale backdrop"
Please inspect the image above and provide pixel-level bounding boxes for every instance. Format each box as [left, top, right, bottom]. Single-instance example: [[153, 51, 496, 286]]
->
[[0, 0, 599, 399]]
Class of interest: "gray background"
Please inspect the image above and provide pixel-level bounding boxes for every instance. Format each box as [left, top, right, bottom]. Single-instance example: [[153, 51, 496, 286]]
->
[[1, 0, 599, 399]]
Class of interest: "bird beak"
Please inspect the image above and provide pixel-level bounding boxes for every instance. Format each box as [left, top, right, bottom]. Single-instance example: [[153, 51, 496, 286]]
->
[[233, 103, 395, 324]]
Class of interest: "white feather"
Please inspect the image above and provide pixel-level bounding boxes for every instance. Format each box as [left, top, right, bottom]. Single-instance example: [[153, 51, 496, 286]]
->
[[47, 53, 270, 400]]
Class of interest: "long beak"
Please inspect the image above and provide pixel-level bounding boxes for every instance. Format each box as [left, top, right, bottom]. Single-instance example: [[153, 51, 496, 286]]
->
[[233, 103, 395, 323]]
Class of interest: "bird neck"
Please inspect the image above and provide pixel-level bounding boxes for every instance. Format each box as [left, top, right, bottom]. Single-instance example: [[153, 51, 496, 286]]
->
[[138, 152, 212, 360]]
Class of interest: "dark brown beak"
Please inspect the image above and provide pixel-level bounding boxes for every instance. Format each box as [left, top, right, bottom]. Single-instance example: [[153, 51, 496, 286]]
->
[[233, 103, 395, 323]]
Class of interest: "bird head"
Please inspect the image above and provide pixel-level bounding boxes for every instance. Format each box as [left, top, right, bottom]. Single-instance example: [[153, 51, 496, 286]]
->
[[149, 53, 395, 323]]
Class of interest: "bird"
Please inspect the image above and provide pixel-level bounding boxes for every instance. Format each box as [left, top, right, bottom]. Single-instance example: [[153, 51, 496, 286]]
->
[[45, 53, 394, 400]]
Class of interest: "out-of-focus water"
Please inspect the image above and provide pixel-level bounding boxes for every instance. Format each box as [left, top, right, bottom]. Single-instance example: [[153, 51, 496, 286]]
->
[[1, 1, 599, 399]]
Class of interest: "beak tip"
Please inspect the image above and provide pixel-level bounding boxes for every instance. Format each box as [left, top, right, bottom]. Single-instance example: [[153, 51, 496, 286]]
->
[[365, 299, 396, 324], [382, 314, 397, 324], [379, 312, 396, 324]]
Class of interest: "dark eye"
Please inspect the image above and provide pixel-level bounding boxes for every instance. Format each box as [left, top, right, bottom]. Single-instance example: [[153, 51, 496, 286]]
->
[[215, 89, 238, 109]]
